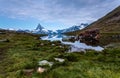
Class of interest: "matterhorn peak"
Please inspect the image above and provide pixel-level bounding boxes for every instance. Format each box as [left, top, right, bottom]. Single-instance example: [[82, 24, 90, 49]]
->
[[32, 23, 50, 34], [36, 23, 44, 30]]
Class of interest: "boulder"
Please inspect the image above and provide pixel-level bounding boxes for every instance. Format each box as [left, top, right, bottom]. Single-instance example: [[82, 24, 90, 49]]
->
[[54, 58, 65, 62], [0, 39, 9, 42], [37, 67, 46, 73], [38, 60, 54, 67]]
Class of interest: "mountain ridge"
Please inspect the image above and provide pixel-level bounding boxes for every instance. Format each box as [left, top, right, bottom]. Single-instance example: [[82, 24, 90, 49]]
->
[[65, 6, 120, 35], [83, 6, 120, 32], [32, 23, 88, 34]]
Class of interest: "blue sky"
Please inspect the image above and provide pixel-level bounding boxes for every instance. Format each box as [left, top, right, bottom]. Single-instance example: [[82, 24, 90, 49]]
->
[[0, 0, 120, 30]]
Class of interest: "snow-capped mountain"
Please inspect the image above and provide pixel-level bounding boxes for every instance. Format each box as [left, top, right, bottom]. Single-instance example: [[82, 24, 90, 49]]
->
[[56, 23, 88, 33], [32, 24, 50, 34], [0, 23, 88, 34], [19, 23, 88, 34], [3, 28, 31, 33]]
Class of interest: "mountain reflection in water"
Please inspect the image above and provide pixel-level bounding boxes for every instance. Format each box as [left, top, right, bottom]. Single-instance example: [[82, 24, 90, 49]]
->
[[41, 34, 104, 52]]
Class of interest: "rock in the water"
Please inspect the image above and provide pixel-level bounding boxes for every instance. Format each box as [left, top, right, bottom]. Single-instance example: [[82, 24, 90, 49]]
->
[[62, 37, 75, 42], [69, 45, 86, 53]]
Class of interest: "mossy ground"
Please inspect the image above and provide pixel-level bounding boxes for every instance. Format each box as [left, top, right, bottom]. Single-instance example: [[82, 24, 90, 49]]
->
[[0, 30, 120, 78]]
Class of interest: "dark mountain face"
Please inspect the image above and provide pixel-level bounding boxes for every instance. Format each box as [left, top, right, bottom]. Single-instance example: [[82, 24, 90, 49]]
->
[[83, 6, 120, 32], [32, 24, 49, 34], [36, 24, 44, 31]]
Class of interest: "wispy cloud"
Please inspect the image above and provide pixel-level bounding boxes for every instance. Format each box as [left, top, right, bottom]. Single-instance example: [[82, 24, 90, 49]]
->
[[0, 0, 120, 26]]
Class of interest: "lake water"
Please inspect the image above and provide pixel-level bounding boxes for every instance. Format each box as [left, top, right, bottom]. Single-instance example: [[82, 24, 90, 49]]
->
[[41, 34, 104, 52]]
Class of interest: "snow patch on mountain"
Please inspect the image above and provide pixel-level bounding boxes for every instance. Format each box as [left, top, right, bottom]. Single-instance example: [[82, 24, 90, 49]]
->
[[32, 24, 49, 34], [56, 23, 88, 34], [15, 23, 88, 34]]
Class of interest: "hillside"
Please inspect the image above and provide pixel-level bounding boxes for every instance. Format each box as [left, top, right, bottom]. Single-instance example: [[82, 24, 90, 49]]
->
[[66, 6, 120, 35], [84, 5, 120, 32]]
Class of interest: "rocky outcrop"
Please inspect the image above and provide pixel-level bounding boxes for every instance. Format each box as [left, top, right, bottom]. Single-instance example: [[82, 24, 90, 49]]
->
[[76, 28, 100, 42]]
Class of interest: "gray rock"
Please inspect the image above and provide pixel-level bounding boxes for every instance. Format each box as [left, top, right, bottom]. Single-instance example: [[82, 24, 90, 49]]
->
[[0, 32, 6, 34], [0, 39, 9, 42], [54, 58, 65, 62], [38, 60, 54, 67]]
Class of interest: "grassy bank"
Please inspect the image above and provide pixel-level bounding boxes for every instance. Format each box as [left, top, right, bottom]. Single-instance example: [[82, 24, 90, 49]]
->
[[0, 30, 120, 78]]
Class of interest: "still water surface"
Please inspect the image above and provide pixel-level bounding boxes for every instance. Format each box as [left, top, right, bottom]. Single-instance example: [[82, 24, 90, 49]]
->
[[41, 34, 104, 52]]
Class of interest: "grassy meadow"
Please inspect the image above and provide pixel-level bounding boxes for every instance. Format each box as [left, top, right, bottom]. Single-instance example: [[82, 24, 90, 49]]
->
[[0, 30, 120, 78]]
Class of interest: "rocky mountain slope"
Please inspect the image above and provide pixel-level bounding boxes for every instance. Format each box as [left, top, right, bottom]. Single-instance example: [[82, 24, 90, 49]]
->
[[84, 6, 120, 33]]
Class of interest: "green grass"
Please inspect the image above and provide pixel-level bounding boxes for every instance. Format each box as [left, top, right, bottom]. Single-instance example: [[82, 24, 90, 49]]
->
[[33, 49, 120, 78], [0, 30, 120, 78]]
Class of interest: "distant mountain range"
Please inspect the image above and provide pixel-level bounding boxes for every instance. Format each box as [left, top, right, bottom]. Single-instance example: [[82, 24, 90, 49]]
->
[[1, 23, 88, 34], [1, 6, 120, 35], [31, 23, 88, 34], [56, 23, 88, 34]]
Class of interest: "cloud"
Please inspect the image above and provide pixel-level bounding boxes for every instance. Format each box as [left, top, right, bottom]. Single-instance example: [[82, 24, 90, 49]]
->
[[0, 0, 120, 26]]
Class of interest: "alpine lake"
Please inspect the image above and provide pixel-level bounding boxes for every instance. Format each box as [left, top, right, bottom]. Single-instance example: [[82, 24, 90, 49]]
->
[[41, 33, 120, 52]]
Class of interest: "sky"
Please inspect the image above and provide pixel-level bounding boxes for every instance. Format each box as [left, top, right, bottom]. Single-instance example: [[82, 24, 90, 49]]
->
[[0, 0, 120, 30]]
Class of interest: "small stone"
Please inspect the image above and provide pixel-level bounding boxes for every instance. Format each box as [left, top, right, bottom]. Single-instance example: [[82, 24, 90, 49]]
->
[[37, 67, 46, 73], [59, 46, 62, 48], [52, 44, 55, 46], [54, 58, 65, 62], [38, 60, 54, 67], [40, 43, 44, 46], [23, 69, 34, 76]]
